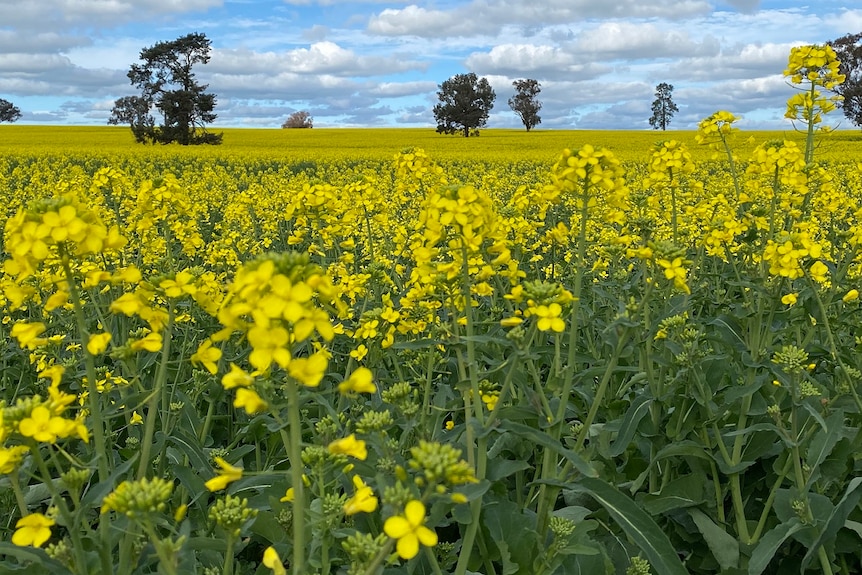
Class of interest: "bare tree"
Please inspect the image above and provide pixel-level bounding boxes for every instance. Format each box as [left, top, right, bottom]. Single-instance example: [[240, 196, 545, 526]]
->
[[282, 111, 313, 128]]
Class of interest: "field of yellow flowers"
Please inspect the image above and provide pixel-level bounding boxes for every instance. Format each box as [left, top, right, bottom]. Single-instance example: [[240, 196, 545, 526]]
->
[[0, 44, 862, 575]]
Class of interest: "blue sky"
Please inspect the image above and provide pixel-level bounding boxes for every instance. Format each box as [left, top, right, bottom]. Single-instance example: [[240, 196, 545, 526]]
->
[[0, 0, 860, 129]]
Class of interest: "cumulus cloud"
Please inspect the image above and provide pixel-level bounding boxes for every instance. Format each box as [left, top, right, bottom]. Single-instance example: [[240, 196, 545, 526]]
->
[[465, 44, 610, 79], [367, 0, 712, 38], [572, 22, 720, 60], [210, 42, 424, 77], [0, 0, 222, 30]]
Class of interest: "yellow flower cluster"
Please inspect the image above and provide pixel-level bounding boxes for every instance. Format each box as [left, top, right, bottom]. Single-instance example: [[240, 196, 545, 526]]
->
[[4, 196, 125, 277], [783, 44, 845, 89], [761, 231, 824, 280]]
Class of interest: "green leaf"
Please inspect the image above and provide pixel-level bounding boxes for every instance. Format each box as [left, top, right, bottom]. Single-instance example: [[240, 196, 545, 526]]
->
[[800, 476, 862, 571], [567, 477, 688, 575], [688, 508, 739, 570], [0, 542, 66, 572], [161, 428, 210, 471], [487, 458, 532, 481], [609, 395, 652, 457], [498, 421, 597, 478], [748, 519, 804, 575], [639, 474, 705, 515], [483, 499, 540, 575], [804, 410, 844, 490]]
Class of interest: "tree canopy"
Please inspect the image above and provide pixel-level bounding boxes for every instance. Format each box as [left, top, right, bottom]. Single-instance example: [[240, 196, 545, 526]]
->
[[109, 32, 222, 145], [433, 73, 495, 137], [282, 110, 313, 128], [649, 82, 679, 131], [0, 99, 21, 123], [508, 79, 542, 131], [829, 32, 862, 129]]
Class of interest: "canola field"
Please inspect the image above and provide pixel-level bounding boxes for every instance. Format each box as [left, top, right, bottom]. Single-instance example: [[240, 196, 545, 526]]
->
[[2, 46, 862, 575]]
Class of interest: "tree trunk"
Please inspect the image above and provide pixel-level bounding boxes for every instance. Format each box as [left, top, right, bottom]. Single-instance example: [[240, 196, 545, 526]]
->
[[463, 126, 470, 137]]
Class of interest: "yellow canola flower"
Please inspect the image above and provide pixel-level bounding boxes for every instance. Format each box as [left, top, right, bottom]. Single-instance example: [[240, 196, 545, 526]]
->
[[87, 332, 112, 355], [287, 351, 328, 387], [37, 364, 65, 387], [130, 331, 163, 353], [280, 487, 295, 503], [10, 322, 47, 350], [809, 261, 830, 284], [328, 434, 368, 460], [263, 547, 287, 575], [12, 513, 55, 548], [222, 363, 255, 389], [19, 406, 72, 444], [233, 387, 268, 415], [130, 411, 144, 425], [781, 293, 798, 306], [843, 289, 859, 303], [338, 367, 376, 394], [344, 475, 378, 515], [205, 457, 243, 492], [656, 258, 691, 295], [529, 303, 565, 333], [0, 446, 29, 474], [384, 500, 438, 560], [191, 339, 222, 375], [247, 325, 292, 371]]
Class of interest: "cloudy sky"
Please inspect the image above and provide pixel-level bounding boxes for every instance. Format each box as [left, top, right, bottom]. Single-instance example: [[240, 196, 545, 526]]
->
[[0, 0, 859, 130]]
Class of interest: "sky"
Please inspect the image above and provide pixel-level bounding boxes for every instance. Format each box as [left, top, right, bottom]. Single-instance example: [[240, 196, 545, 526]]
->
[[0, 0, 860, 130]]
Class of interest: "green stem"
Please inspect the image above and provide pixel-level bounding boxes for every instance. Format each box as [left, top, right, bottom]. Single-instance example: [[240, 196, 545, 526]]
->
[[61, 252, 109, 483], [30, 444, 91, 573], [143, 522, 179, 575], [359, 539, 394, 575], [286, 378, 306, 575], [8, 473, 28, 518], [137, 309, 174, 480], [223, 535, 235, 575], [751, 455, 793, 544]]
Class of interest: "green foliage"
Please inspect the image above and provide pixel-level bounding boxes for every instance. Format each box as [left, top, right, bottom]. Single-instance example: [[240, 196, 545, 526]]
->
[[649, 83, 678, 131], [0, 99, 21, 124], [508, 79, 542, 132], [433, 72, 496, 138], [109, 32, 222, 145]]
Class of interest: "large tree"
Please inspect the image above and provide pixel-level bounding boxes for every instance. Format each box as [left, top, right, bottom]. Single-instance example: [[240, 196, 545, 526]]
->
[[828, 32, 862, 128], [109, 32, 221, 145], [508, 79, 542, 131], [649, 82, 679, 131], [433, 72, 495, 137], [0, 99, 21, 123]]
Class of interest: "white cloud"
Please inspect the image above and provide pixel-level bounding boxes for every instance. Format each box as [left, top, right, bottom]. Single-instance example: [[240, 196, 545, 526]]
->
[[367, 0, 712, 38], [210, 42, 424, 78], [369, 81, 438, 97], [465, 44, 610, 78], [572, 22, 720, 59], [0, 0, 223, 30]]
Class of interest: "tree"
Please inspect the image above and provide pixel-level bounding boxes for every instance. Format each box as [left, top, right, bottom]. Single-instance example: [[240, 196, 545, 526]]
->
[[109, 32, 221, 145], [649, 82, 679, 131], [282, 111, 313, 128], [0, 99, 21, 123], [508, 79, 542, 131], [433, 72, 495, 137], [828, 33, 862, 128]]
